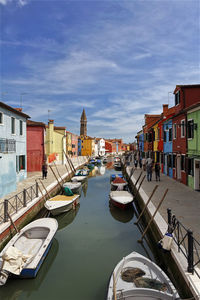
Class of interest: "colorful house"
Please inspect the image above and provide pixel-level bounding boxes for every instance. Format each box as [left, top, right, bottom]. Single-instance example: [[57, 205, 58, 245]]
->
[[0, 102, 30, 198], [66, 131, 72, 156], [45, 120, 66, 164], [143, 114, 161, 158], [27, 120, 46, 172], [71, 133, 78, 157], [187, 103, 200, 190], [80, 136, 95, 156]]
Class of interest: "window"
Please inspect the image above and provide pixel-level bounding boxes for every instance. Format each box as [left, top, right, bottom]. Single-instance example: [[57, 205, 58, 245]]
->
[[173, 124, 177, 139], [181, 155, 185, 171], [16, 155, 25, 172], [11, 117, 15, 134], [187, 120, 194, 139], [0, 112, 3, 124], [175, 91, 180, 105], [169, 128, 172, 142], [19, 120, 23, 135], [164, 131, 166, 142], [181, 120, 185, 137]]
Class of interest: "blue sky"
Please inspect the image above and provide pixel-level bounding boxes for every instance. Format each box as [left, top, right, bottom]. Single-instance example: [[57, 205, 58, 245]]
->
[[0, 0, 199, 142]]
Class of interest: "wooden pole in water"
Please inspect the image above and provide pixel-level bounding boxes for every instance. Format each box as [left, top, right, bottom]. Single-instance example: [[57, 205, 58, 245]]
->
[[135, 185, 158, 224], [39, 178, 51, 198], [113, 272, 117, 300], [138, 188, 168, 242], [64, 151, 75, 174], [53, 161, 64, 184], [7, 212, 19, 233], [134, 174, 146, 199], [49, 165, 63, 189]]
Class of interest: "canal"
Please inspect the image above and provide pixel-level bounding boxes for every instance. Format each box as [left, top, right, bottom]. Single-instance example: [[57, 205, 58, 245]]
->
[[0, 163, 164, 300]]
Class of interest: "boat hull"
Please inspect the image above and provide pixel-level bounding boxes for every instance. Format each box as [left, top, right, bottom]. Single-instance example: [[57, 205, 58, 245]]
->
[[45, 195, 80, 216]]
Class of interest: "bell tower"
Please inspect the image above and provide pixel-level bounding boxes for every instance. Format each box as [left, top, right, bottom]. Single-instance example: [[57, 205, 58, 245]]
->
[[80, 108, 87, 136]]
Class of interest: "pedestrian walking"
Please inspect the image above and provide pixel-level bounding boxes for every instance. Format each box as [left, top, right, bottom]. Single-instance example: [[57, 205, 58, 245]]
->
[[146, 163, 153, 181], [134, 159, 138, 169], [139, 157, 142, 169], [42, 162, 48, 179], [146, 157, 152, 165], [155, 162, 161, 181], [142, 157, 146, 171]]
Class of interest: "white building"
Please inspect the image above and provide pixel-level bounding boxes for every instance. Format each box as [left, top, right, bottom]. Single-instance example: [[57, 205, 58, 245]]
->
[[0, 102, 30, 198], [98, 138, 105, 156]]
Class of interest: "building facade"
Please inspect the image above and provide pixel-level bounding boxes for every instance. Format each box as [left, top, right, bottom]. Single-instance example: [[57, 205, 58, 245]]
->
[[27, 120, 46, 172], [0, 102, 29, 198]]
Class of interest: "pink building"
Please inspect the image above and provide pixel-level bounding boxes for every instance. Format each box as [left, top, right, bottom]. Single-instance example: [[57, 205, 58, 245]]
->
[[71, 133, 79, 157]]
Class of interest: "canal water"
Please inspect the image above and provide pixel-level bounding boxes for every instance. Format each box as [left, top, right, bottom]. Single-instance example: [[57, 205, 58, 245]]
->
[[0, 163, 158, 300]]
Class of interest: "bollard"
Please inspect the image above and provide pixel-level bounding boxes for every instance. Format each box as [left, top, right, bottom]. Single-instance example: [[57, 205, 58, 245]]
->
[[167, 208, 172, 226], [187, 229, 194, 273], [36, 181, 39, 197], [4, 199, 8, 222], [23, 189, 27, 207]]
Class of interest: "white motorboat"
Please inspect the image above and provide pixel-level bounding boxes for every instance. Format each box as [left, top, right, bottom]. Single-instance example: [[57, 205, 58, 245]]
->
[[75, 169, 88, 176], [71, 176, 87, 182], [63, 181, 81, 193], [44, 194, 79, 216], [0, 218, 58, 285], [109, 191, 133, 209], [107, 251, 180, 300]]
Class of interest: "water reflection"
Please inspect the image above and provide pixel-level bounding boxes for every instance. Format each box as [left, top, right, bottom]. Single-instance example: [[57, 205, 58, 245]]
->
[[99, 166, 106, 175], [0, 238, 59, 300], [109, 203, 134, 223], [81, 179, 88, 196], [56, 206, 80, 230]]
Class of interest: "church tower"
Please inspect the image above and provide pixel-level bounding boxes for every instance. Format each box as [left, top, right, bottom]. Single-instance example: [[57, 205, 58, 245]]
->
[[80, 108, 87, 136]]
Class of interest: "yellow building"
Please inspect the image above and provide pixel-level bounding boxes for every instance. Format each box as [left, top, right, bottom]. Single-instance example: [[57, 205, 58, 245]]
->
[[66, 131, 72, 156], [80, 135, 95, 156], [153, 122, 159, 162], [45, 120, 66, 164]]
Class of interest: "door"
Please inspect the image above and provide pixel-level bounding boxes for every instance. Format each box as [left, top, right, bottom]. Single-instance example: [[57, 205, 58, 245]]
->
[[194, 160, 200, 190], [177, 155, 181, 180]]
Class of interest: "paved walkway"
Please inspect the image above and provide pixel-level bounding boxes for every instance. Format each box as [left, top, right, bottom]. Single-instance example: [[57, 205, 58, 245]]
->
[[130, 167, 200, 242]]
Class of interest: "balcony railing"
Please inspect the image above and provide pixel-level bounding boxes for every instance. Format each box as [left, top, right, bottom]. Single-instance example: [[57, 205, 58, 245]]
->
[[0, 138, 16, 153]]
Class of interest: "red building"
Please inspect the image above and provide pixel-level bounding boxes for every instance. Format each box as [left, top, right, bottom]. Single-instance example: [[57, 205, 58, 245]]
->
[[172, 84, 200, 184], [71, 133, 78, 157], [27, 120, 46, 172]]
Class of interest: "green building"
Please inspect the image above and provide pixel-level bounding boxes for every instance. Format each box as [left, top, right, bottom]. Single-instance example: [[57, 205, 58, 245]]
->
[[187, 105, 200, 190]]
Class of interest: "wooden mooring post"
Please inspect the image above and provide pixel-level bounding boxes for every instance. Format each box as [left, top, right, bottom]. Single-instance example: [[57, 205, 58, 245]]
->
[[134, 174, 146, 200], [38, 178, 51, 199], [53, 161, 64, 184], [138, 188, 168, 243], [134, 185, 158, 225], [49, 165, 63, 190]]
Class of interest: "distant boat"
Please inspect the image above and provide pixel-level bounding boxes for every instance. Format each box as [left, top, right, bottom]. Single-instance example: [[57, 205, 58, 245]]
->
[[44, 194, 79, 216], [109, 191, 133, 210], [114, 162, 122, 171], [0, 218, 58, 285], [74, 169, 89, 176], [107, 251, 180, 300], [71, 175, 87, 182]]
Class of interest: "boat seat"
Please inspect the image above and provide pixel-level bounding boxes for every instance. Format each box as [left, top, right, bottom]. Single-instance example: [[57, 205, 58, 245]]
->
[[14, 236, 44, 257]]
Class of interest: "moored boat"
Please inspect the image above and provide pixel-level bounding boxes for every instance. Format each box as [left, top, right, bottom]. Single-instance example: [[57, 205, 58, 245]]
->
[[109, 191, 133, 209], [111, 176, 128, 191], [71, 175, 87, 182], [107, 251, 180, 300], [63, 181, 81, 193], [0, 218, 58, 285], [44, 194, 79, 216]]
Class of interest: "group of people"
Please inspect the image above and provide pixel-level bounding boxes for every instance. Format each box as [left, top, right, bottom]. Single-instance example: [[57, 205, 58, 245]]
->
[[134, 156, 161, 182]]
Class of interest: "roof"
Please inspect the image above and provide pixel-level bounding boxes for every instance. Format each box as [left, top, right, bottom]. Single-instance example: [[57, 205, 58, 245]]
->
[[27, 120, 46, 127], [0, 102, 30, 119], [81, 108, 87, 121]]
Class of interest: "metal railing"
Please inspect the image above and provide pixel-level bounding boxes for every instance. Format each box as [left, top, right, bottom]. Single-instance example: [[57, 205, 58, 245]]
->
[[1, 182, 39, 224], [167, 208, 200, 278]]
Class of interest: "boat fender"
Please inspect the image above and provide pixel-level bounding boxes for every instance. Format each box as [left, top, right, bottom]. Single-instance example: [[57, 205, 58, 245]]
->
[[158, 232, 173, 252]]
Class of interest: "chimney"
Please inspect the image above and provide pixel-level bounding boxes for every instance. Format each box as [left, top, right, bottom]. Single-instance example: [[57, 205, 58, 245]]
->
[[163, 104, 168, 117]]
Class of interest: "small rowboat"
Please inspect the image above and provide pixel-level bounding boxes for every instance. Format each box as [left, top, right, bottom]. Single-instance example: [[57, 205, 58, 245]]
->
[[63, 181, 81, 193], [44, 194, 79, 216], [111, 177, 128, 191], [0, 218, 58, 285], [107, 251, 180, 300], [109, 191, 133, 209]]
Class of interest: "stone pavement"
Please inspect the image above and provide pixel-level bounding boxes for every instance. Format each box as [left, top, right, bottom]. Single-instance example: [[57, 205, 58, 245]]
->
[[130, 167, 200, 242]]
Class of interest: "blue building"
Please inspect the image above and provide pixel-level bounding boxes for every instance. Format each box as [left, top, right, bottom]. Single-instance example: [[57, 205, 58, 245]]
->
[[163, 118, 173, 178], [78, 138, 82, 156], [0, 102, 30, 198]]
